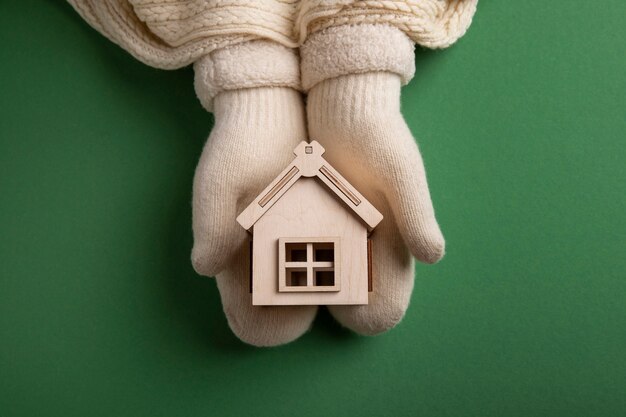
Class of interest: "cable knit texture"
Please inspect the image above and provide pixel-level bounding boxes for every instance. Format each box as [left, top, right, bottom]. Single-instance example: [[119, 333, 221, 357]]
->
[[301, 24, 415, 91], [297, 0, 478, 48], [67, 0, 477, 69], [131, 0, 299, 48], [65, 1, 478, 345], [194, 40, 301, 112], [67, 0, 297, 68]]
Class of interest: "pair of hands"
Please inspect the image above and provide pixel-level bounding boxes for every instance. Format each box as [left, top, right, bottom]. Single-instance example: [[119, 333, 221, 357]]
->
[[65, 0, 476, 346], [190, 33, 445, 346]]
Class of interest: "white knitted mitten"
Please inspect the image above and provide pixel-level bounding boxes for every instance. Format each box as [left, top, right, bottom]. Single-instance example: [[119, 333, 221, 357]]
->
[[301, 24, 446, 335], [192, 41, 317, 346]]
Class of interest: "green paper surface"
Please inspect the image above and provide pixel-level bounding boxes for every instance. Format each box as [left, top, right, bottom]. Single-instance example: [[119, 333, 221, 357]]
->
[[1, 2, 625, 416]]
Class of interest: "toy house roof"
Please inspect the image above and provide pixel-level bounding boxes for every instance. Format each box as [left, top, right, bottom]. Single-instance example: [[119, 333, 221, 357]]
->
[[237, 141, 383, 232]]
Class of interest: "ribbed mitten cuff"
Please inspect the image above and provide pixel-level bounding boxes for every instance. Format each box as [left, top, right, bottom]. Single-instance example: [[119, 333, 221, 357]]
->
[[194, 40, 301, 112], [300, 24, 415, 92]]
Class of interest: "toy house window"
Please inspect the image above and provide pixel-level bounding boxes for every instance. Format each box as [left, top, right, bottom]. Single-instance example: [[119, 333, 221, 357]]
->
[[278, 238, 340, 292]]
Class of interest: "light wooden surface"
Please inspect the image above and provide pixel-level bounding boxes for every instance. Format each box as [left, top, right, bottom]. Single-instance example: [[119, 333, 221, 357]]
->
[[278, 237, 341, 293], [237, 140, 382, 232], [252, 178, 369, 305]]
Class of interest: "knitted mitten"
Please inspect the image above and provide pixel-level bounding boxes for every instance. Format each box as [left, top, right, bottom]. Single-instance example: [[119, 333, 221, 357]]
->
[[192, 41, 317, 346], [301, 24, 446, 335]]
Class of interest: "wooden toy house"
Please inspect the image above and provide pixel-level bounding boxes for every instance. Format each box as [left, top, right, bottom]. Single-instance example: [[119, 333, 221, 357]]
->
[[237, 141, 383, 306]]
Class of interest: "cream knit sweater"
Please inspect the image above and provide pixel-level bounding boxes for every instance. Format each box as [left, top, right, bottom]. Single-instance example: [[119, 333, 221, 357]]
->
[[67, 0, 478, 345], [68, 0, 477, 70]]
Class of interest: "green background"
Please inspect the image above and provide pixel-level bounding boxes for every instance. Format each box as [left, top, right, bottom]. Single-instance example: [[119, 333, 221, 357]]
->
[[1, 1, 625, 416]]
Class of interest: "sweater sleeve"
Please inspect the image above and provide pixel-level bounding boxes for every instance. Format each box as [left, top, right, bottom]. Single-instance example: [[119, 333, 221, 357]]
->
[[295, 0, 478, 49], [67, 0, 300, 69], [67, 0, 477, 69]]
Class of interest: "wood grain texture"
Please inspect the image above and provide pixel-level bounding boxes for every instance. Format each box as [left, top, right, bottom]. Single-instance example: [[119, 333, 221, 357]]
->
[[252, 178, 369, 305], [237, 140, 382, 232]]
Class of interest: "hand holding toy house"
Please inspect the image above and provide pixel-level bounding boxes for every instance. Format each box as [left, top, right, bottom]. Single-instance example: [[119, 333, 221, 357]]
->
[[237, 141, 382, 305]]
